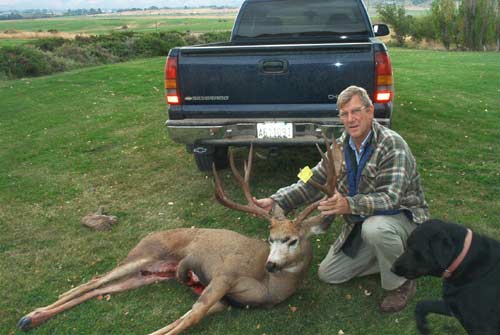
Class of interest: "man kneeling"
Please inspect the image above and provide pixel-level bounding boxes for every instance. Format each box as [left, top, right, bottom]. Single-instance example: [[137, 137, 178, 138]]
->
[[253, 85, 430, 312]]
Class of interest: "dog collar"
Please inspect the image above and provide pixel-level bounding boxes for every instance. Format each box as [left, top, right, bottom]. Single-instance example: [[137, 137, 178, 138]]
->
[[442, 228, 473, 279]]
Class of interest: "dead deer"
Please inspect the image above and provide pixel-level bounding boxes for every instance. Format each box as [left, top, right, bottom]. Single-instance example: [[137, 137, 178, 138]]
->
[[18, 136, 342, 335]]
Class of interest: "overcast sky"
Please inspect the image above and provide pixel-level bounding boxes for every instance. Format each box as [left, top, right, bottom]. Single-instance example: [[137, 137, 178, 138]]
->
[[0, 0, 243, 11]]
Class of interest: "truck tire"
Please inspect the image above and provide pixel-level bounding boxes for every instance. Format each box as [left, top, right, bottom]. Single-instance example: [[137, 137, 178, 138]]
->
[[193, 146, 229, 171]]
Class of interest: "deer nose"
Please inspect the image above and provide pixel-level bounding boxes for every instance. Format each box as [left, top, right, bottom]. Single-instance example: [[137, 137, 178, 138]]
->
[[266, 261, 278, 273]]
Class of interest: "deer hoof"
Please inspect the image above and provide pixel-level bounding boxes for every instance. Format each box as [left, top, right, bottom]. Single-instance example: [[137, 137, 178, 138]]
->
[[17, 316, 32, 331]]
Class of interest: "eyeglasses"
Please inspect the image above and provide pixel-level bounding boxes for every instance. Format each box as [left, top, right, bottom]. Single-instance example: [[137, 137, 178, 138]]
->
[[339, 106, 368, 119]]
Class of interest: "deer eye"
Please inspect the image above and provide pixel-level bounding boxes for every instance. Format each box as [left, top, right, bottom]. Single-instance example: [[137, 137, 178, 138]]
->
[[288, 239, 298, 247], [268, 237, 274, 244]]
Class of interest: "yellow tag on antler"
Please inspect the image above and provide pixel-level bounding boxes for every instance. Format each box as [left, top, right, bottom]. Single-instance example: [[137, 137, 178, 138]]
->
[[297, 166, 313, 183]]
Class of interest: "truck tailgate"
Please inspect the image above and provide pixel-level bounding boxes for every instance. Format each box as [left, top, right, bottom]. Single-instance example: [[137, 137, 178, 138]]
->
[[177, 42, 374, 117]]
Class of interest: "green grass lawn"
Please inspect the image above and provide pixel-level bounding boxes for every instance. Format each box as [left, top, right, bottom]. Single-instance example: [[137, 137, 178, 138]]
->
[[0, 49, 499, 335], [0, 39, 32, 47], [0, 16, 234, 35]]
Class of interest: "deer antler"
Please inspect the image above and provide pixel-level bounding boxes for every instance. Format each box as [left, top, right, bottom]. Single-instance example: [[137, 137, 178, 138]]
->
[[307, 134, 342, 197], [294, 134, 342, 226], [213, 145, 272, 220]]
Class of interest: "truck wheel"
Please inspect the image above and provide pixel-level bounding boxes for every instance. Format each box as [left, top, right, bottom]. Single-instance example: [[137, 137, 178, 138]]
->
[[193, 146, 229, 171]]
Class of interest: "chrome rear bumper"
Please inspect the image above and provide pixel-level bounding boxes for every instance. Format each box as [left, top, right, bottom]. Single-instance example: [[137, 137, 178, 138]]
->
[[166, 117, 391, 146]]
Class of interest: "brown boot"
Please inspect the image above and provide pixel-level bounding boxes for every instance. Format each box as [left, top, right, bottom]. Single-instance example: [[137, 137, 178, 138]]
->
[[379, 280, 416, 313]]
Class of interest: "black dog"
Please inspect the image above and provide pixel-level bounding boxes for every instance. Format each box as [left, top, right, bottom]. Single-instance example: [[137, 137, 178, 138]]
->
[[392, 219, 500, 335]]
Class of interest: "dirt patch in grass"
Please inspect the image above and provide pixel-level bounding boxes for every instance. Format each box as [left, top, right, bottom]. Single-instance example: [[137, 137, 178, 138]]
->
[[0, 30, 89, 40]]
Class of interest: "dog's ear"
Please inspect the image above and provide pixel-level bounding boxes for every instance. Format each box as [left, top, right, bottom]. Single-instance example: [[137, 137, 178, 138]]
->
[[429, 231, 455, 270]]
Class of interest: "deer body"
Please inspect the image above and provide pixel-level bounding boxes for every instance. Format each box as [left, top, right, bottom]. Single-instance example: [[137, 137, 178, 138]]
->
[[18, 227, 313, 335], [18, 136, 341, 335], [131, 227, 310, 307]]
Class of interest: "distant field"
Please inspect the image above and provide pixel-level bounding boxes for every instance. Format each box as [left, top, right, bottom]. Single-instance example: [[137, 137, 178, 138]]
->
[[0, 16, 234, 35], [0, 6, 431, 38]]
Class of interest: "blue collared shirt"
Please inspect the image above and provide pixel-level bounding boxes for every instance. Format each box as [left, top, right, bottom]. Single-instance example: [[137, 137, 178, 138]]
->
[[348, 130, 373, 164]]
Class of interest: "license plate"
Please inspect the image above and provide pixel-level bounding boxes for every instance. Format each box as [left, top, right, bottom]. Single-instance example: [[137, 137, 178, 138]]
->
[[257, 122, 293, 139]]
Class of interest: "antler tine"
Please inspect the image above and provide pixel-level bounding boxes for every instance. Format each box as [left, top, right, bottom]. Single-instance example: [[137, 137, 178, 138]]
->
[[306, 135, 337, 197], [294, 134, 341, 225], [294, 198, 323, 224], [212, 145, 271, 220], [235, 144, 255, 204], [229, 145, 255, 205], [244, 144, 254, 185], [229, 149, 244, 185], [323, 133, 338, 197]]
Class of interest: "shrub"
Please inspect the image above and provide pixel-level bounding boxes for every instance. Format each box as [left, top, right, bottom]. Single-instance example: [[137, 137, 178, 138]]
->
[[44, 52, 74, 72], [129, 33, 170, 57], [53, 44, 119, 65], [1, 30, 231, 79], [31, 37, 67, 51], [411, 14, 436, 43], [0, 45, 58, 78], [158, 31, 188, 49], [377, 4, 414, 46], [431, 0, 460, 50], [75, 32, 139, 59], [126, 32, 189, 58], [197, 31, 232, 44], [85, 44, 120, 64], [53, 44, 90, 64]]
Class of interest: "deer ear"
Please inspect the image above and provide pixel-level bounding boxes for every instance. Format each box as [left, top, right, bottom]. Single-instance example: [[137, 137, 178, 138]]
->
[[298, 216, 325, 237], [429, 231, 455, 269]]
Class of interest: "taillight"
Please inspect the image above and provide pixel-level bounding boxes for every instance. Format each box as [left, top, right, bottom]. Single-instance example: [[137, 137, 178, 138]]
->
[[374, 51, 393, 103], [165, 56, 180, 105]]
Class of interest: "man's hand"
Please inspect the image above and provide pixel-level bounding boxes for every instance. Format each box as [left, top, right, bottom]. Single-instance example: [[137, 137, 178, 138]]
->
[[252, 197, 274, 214], [318, 191, 351, 215]]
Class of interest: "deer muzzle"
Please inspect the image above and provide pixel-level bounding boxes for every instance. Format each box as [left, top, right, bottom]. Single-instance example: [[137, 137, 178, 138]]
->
[[265, 261, 279, 273]]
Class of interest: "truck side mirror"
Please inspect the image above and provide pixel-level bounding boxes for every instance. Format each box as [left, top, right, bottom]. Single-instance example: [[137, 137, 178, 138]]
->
[[373, 24, 390, 37]]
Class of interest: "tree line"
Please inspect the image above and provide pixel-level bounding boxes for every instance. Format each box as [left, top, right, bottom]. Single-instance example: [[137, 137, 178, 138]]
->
[[377, 0, 499, 51]]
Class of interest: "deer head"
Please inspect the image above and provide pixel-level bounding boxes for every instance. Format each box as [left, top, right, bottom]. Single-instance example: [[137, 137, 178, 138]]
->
[[213, 136, 342, 273]]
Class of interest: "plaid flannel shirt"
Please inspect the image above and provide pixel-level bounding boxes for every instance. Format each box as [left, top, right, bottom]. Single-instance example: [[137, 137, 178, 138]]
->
[[271, 121, 430, 254]]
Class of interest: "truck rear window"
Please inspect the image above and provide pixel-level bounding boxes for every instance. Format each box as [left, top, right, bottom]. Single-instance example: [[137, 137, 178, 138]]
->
[[234, 0, 369, 40]]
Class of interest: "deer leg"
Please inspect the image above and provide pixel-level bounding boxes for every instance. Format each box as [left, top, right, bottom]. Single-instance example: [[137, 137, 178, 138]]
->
[[57, 258, 151, 301], [18, 259, 177, 331], [148, 275, 234, 335]]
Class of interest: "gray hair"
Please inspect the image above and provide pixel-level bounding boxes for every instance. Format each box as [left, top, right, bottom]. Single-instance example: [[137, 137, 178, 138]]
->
[[337, 85, 373, 110]]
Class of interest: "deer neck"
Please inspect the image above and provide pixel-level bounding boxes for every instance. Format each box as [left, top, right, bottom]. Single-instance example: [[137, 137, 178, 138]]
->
[[265, 240, 313, 304]]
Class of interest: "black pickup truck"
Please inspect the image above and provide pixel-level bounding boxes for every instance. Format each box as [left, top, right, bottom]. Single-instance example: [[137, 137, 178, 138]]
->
[[165, 0, 392, 171]]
